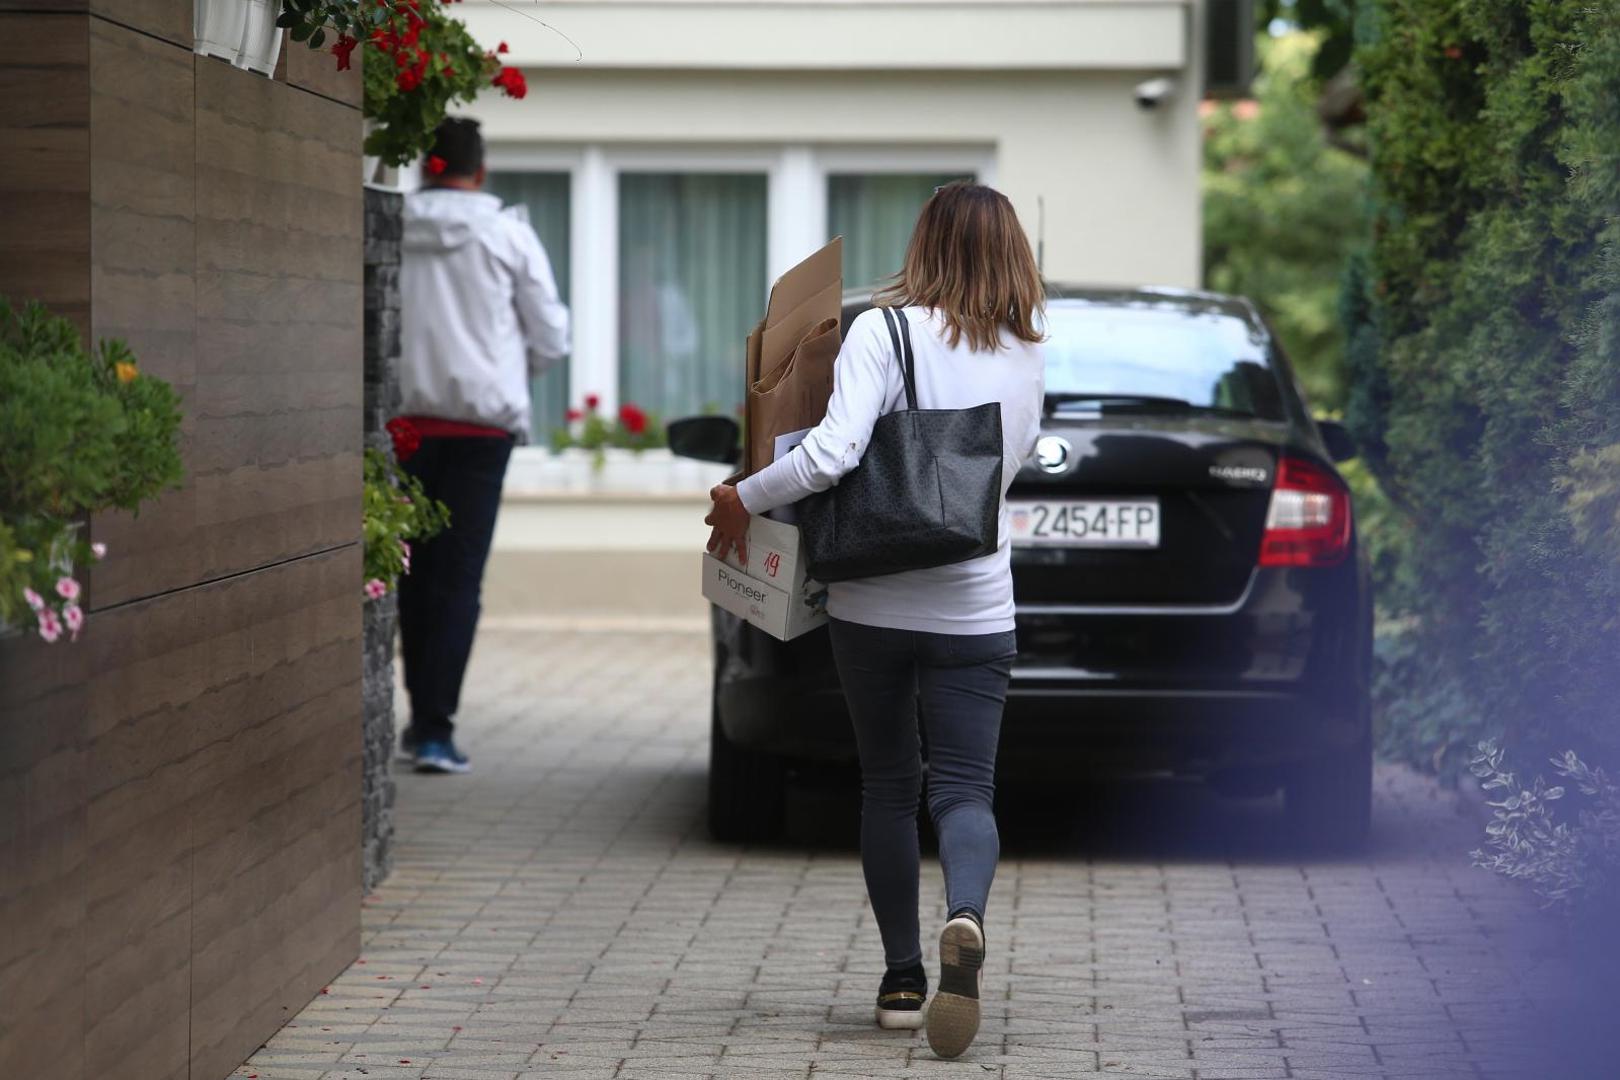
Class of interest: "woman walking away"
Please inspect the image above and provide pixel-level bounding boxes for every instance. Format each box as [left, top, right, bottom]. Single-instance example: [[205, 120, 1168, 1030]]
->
[[704, 183, 1045, 1058]]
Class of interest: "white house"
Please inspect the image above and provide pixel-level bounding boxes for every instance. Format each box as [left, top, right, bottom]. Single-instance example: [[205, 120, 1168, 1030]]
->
[[447, 0, 1237, 622]]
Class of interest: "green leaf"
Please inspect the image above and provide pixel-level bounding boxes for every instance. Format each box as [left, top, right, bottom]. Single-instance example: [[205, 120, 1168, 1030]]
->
[[308, 26, 326, 49]]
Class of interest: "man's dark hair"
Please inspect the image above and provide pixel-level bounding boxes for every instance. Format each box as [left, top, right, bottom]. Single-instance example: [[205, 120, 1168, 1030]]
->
[[429, 117, 484, 179]]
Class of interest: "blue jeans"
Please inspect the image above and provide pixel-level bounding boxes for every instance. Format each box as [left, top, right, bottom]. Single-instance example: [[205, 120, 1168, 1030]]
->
[[828, 617, 1018, 969], [397, 434, 514, 743]]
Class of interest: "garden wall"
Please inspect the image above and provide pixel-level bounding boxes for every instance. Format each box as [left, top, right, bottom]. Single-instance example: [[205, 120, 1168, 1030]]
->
[[0, 6, 364, 1079]]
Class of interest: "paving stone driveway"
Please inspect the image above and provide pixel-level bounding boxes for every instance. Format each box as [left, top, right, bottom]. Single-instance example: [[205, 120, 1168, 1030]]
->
[[241, 628, 1591, 1080]]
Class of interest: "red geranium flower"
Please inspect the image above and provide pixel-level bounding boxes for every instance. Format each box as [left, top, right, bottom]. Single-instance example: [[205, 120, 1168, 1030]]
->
[[425, 155, 447, 176], [332, 34, 359, 71], [584, 393, 600, 410], [492, 66, 527, 100], [619, 403, 648, 436], [386, 417, 422, 463], [397, 67, 422, 92], [497, 41, 510, 54]]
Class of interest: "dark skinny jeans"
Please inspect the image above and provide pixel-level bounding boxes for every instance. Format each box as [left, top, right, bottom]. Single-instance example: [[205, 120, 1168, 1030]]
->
[[397, 434, 513, 743], [828, 616, 1017, 970]]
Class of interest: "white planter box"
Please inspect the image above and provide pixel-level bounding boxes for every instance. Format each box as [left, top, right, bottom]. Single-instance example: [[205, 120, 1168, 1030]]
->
[[504, 447, 730, 497]]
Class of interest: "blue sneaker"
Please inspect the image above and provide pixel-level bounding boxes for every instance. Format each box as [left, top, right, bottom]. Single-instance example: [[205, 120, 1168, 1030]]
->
[[413, 739, 471, 774]]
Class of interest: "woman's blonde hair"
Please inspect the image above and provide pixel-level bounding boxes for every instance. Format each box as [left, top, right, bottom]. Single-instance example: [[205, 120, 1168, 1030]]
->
[[873, 182, 1045, 352]]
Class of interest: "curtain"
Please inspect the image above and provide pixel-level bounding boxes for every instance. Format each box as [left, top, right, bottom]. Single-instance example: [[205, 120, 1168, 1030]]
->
[[618, 173, 767, 422], [485, 171, 571, 441], [827, 173, 973, 291]]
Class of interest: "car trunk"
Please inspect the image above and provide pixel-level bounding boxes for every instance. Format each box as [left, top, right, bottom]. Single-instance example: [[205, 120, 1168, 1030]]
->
[[1009, 414, 1282, 607]]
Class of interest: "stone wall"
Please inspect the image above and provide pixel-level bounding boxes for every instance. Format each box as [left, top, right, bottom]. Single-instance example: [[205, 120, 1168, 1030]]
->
[[361, 187, 404, 893]]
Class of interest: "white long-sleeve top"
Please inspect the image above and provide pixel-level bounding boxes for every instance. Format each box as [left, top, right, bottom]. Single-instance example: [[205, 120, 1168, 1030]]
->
[[738, 307, 1045, 636], [400, 189, 570, 437]]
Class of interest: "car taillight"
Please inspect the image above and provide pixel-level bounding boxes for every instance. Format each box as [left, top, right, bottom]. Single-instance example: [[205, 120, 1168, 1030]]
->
[[1259, 457, 1351, 567]]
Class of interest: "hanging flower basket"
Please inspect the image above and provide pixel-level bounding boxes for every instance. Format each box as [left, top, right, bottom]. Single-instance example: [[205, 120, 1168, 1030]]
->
[[278, 0, 530, 169]]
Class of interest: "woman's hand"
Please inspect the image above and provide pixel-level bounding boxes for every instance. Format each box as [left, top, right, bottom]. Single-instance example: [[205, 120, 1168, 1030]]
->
[[706, 483, 750, 565]]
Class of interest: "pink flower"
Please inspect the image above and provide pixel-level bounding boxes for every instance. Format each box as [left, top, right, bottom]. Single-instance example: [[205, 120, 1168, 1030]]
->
[[91, 542, 107, 560], [62, 603, 83, 641], [37, 608, 61, 643], [55, 576, 80, 601], [365, 578, 389, 600], [400, 540, 412, 572], [22, 587, 44, 611]]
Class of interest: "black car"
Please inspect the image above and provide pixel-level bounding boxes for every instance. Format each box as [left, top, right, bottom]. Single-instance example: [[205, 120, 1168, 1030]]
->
[[671, 286, 1373, 849]]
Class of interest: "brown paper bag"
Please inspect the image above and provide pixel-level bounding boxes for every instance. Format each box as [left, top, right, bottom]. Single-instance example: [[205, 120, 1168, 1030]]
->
[[741, 318, 765, 473], [747, 317, 840, 477], [741, 238, 843, 477]]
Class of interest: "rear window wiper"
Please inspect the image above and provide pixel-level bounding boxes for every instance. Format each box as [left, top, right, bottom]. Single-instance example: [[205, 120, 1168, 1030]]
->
[[1045, 392, 1191, 412], [1044, 393, 1256, 419]]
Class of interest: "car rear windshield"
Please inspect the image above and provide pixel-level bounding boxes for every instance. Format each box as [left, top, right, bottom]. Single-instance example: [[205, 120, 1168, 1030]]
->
[[1042, 302, 1285, 419]]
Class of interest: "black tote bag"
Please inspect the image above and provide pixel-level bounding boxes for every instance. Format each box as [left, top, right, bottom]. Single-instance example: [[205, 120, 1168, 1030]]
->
[[798, 308, 1003, 583]]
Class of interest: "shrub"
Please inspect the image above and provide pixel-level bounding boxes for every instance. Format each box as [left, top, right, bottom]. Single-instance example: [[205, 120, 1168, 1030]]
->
[[362, 446, 448, 600], [0, 299, 183, 640], [1345, 0, 1620, 765], [1203, 31, 1370, 408], [1470, 741, 1620, 917]]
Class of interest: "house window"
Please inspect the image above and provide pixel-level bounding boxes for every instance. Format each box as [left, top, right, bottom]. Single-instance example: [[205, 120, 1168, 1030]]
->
[[618, 173, 768, 422], [484, 171, 571, 441], [827, 173, 973, 291]]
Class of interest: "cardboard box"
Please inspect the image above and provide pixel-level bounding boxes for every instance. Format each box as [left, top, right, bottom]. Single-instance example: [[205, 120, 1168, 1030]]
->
[[700, 514, 828, 641]]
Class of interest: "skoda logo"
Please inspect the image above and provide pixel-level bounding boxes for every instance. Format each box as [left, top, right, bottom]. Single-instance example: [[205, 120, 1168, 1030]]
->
[[1035, 436, 1072, 474]]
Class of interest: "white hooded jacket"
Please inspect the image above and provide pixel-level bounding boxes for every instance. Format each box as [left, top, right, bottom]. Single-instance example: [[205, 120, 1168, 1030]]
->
[[400, 189, 570, 437]]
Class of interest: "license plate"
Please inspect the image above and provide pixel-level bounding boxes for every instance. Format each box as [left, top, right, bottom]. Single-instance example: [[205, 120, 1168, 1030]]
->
[[1010, 499, 1160, 548]]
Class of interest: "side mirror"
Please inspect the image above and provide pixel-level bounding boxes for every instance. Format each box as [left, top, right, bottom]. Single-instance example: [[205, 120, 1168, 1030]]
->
[[1317, 419, 1358, 463], [667, 415, 742, 466]]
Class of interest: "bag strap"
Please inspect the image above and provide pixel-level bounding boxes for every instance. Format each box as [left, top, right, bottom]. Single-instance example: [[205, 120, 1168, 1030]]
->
[[881, 308, 920, 411]]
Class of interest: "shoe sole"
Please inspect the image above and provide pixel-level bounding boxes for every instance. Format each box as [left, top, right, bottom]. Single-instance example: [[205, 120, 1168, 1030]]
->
[[875, 1005, 926, 1031], [413, 758, 471, 775], [927, 917, 984, 1058]]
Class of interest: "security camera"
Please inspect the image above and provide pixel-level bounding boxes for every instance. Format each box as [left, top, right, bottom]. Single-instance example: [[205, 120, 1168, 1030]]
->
[[1134, 77, 1178, 110]]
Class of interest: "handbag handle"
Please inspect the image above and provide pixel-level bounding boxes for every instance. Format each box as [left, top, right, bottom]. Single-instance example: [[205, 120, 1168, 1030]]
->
[[880, 307, 920, 411]]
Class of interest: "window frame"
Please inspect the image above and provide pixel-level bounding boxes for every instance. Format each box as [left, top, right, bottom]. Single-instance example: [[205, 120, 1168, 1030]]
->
[[483, 143, 993, 427]]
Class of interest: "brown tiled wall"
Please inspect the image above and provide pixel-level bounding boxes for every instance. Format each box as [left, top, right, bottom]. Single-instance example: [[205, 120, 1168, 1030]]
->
[[0, 11, 363, 1080]]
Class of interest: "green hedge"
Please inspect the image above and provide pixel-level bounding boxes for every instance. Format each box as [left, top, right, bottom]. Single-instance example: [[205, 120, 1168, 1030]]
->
[[1204, 32, 1369, 408], [1346, 0, 1620, 767]]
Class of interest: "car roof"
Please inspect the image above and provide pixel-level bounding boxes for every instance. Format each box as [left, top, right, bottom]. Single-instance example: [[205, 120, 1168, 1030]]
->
[[840, 284, 1263, 325]]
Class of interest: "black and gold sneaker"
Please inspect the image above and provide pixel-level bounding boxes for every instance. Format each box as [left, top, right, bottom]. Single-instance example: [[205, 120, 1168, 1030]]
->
[[875, 962, 928, 1030], [926, 912, 985, 1058]]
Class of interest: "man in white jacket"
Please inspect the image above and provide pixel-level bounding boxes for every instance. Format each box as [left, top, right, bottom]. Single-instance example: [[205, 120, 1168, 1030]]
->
[[394, 117, 570, 774]]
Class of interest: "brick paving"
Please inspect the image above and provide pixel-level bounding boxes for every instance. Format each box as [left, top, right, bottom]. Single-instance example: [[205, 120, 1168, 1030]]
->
[[239, 628, 1592, 1080]]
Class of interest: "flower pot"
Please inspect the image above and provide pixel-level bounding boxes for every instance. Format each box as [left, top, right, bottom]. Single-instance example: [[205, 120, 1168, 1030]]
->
[[194, 0, 248, 64], [235, 0, 283, 75]]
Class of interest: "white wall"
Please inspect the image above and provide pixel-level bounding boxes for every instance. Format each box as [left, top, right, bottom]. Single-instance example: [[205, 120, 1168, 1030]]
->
[[462, 0, 1187, 71], [460, 0, 1203, 288], [455, 0, 1207, 616], [471, 68, 1202, 288]]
